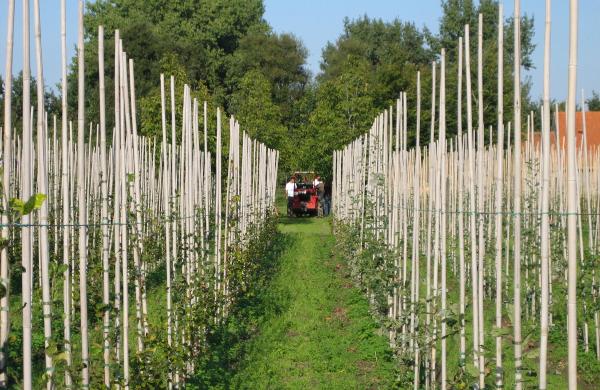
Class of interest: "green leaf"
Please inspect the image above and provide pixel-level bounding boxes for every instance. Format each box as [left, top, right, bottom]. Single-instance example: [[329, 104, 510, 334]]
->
[[524, 348, 540, 360], [54, 352, 70, 362], [522, 332, 534, 348], [23, 193, 47, 215], [45, 343, 58, 356], [490, 326, 512, 338], [57, 264, 69, 275], [466, 363, 479, 378], [9, 198, 25, 215]]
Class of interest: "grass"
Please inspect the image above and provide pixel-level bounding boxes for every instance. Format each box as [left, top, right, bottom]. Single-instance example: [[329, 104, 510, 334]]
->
[[227, 201, 397, 389]]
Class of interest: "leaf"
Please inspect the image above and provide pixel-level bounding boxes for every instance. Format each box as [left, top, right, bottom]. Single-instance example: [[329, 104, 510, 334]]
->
[[524, 348, 540, 360], [490, 326, 512, 338], [522, 332, 534, 348], [45, 343, 58, 356], [57, 264, 69, 275], [449, 302, 460, 315], [9, 198, 25, 215], [466, 362, 479, 378], [23, 193, 47, 215], [54, 352, 69, 362]]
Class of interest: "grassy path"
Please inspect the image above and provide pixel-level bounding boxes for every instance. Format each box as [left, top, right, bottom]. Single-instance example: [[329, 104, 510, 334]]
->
[[231, 214, 396, 389]]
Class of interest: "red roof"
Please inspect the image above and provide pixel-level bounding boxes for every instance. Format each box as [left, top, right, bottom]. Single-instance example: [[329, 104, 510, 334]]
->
[[531, 111, 600, 150]]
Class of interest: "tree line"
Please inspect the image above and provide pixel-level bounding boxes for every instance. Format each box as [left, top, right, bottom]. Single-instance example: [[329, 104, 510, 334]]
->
[[4, 0, 598, 178]]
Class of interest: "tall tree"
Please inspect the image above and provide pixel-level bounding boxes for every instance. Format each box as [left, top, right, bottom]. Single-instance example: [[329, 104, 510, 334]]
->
[[70, 0, 267, 131], [229, 69, 287, 155], [229, 30, 310, 125], [431, 0, 536, 135], [320, 16, 433, 108], [317, 16, 435, 151], [303, 57, 378, 176], [587, 91, 600, 111]]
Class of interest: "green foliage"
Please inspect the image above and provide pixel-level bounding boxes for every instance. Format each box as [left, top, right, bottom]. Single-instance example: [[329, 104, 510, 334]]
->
[[317, 16, 434, 152], [137, 54, 215, 141], [431, 0, 536, 141], [7, 0, 539, 179], [229, 70, 287, 155], [311, 0, 537, 172], [73, 0, 313, 179], [587, 90, 600, 111], [229, 30, 309, 116], [74, 0, 267, 131], [0, 72, 60, 135], [298, 58, 378, 176], [9, 194, 47, 217]]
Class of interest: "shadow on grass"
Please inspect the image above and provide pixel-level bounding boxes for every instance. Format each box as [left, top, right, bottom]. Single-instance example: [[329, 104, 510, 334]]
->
[[189, 227, 292, 388]]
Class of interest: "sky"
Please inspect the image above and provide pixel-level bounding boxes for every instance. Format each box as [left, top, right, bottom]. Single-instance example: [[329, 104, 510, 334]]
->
[[264, 0, 600, 102], [1, 0, 599, 102]]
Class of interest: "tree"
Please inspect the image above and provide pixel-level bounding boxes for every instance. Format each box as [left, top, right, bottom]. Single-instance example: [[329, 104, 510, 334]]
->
[[71, 0, 267, 132], [431, 0, 536, 137], [587, 91, 600, 111], [303, 57, 378, 176], [316, 16, 435, 153], [229, 69, 289, 172], [320, 16, 433, 108], [138, 54, 215, 143], [1, 72, 60, 136], [229, 30, 310, 125]]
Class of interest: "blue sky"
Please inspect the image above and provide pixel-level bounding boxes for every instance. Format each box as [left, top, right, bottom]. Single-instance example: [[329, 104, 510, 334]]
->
[[1, 0, 599, 102], [264, 0, 600, 102]]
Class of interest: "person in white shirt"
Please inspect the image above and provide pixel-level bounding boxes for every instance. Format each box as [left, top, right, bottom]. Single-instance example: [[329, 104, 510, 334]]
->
[[313, 176, 324, 216], [285, 177, 297, 215]]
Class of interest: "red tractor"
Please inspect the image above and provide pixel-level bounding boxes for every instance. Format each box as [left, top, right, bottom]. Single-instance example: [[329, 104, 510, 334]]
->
[[290, 172, 320, 216]]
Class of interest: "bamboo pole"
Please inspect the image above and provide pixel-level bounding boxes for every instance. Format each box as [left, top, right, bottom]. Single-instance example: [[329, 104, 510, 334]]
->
[[513, 1, 524, 387], [439, 48, 447, 390], [119, 49, 131, 388], [476, 16, 485, 388], [60, 1, 72, 385], [33, 1, 53, 387], [566, 0, 579, 387], [98, 24, 111, 387], [464, 23, 480, 374], [412, 71, 421, 390], [494, 3, 505, 388], [159, 73, 173, 388], [112, 32, 122, 375], [457, 34, 466, 373], [76, 1, 90, 385], [0, 1, 15, 385], [539, 0, 552, 387], [20, 0, 33, 387]]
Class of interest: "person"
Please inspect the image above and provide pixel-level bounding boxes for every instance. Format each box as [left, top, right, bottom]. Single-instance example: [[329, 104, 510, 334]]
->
[[316, 178, 325, 195], [323, 194, 331, 216], [315, 176, 325, 217], [313, 176, 321, 188], [286, 176, 296, 216]]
